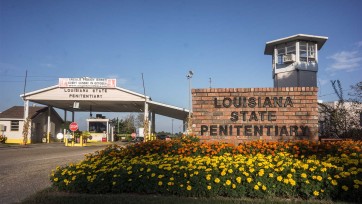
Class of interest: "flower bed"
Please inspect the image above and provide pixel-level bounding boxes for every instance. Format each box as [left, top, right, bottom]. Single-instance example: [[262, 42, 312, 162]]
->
[[51, 137, 361, 202]]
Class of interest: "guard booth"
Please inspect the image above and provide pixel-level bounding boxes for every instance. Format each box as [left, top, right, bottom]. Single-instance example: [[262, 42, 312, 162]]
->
[[264, 34, 328, 87], [86, 114, 114, 142]]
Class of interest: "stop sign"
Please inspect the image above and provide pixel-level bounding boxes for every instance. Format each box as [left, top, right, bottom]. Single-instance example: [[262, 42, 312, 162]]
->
[[69, 122, 78, 132]]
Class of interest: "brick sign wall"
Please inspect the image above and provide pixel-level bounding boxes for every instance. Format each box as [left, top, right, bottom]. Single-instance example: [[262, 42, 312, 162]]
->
[[191, 87, 318, 144]]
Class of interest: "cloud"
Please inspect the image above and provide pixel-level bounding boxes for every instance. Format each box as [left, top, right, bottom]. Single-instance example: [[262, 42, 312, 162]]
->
[[357, 41, 362, 47], [326, 50, 362, 72]]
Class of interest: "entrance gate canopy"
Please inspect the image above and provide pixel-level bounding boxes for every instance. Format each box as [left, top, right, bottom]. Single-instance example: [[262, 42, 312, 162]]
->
[[21, 84, 189, 121]]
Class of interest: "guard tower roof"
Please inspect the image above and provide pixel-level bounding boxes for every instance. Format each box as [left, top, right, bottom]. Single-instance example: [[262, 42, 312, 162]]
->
[[264, 34, 328, 55]]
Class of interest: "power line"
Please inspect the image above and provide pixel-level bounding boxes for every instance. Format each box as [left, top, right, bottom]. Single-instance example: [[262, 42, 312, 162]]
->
[[0, 75, 59, 78], [0, 79, 56, 83]]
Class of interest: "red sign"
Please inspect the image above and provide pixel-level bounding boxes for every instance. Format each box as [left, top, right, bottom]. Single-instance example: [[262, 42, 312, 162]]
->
[[69, 122, 78, 132]]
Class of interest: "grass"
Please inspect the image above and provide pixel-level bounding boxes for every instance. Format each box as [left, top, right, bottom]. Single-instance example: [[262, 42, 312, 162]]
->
[[21, 187, 350, 204]]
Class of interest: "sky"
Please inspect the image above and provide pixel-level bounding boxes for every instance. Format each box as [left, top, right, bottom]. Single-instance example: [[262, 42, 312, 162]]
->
[[1, 0, 362, 133]]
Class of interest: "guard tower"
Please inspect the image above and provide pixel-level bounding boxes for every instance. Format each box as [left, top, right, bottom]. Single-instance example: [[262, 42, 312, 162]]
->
[[264, 34, 328, 87]]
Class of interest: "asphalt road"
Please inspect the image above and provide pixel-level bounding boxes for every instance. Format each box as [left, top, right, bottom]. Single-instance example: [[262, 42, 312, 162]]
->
[[0, 143, 112, 204]]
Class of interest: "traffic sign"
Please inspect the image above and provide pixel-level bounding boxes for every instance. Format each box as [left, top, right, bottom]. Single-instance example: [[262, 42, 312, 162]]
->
[[69, 122, 78, 132]]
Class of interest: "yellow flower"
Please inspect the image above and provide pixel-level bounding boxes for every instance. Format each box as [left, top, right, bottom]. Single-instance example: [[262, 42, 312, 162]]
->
[[254, 185, 259, 190], [112, 181, 116, 185], [316, 175, 323, 181], [354, 184, 359, 189], [331, 180, 338, 186], [262, 185, 267, 191], [277, 176, 283, 182], [206, 174, 211, 181], [236, 177, 242, 183], [247, 177, 253, 183], [151, 173, 156, 177], [158, 181, 163, 186], [313, 191, 319, 196], [306, 180, 310, 184], [287, 174, 292, 179], [228, 169, 233, 174], [225, 180, 231, 186], [187, 185, 192, 191], [269, 173, 274, 178], [53, 178, 59, 182], [289, 179, 296, 186], [301, 173, 307, 178], [207, 185, 212, 190], [283, 179, 289, 184], [232, 184, 236, 189], [214, 178, 220, 183], [342, 185, 349, 191], [221, 171, 226, 176]]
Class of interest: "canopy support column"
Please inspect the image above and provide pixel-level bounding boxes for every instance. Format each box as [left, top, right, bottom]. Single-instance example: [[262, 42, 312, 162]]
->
[[24, 100, 29, 119], [151, 112, 155, 134], [144, 100, 149, 140], [47, 106, 51, 143], [183, 119, 186, 133], [64, 110, 67, 123]]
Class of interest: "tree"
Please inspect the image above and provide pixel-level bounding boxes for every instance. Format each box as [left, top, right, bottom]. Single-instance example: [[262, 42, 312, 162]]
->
[[111, 113, 144, 134], [22, 118, 30, 145], [349, 81, 362, 102], [319, 80, 362, 139]]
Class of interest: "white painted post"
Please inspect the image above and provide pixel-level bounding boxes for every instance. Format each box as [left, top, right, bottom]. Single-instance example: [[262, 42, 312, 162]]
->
[[296, 41, 300, 62], [24, 100, 29, 119], [47, 106, 51, 143]]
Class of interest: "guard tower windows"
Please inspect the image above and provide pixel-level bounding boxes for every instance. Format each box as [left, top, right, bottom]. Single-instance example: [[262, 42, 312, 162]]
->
[[300, 41, 316, 63], [264, 34, 328, 87], [276, 42, 296, 66]]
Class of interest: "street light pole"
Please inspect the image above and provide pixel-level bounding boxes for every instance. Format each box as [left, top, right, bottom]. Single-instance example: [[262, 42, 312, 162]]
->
[[186, 70, 193, 135]]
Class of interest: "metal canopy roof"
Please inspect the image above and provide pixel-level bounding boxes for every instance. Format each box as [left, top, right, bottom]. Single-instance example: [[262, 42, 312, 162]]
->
[[264, 34, 328, 55], [21, 85, 189, 121]]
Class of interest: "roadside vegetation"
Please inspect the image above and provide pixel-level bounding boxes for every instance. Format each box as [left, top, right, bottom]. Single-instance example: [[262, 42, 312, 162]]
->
[[49, 136, 361, 203]]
